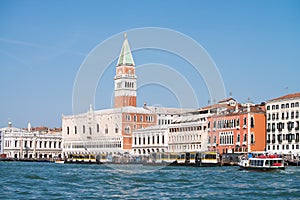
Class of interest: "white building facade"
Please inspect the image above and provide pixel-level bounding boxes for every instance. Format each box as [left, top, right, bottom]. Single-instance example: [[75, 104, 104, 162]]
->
[[0, 122, 62, 159], [266, 92, 300, 155], [132, 111, 210, 155]]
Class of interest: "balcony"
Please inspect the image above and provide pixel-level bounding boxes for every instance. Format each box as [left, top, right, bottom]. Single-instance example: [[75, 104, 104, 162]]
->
[[288, 139, 293, 143], [235, 142, 240, 146], [272, 128, 276, 132], [242, 141, 247, 146]]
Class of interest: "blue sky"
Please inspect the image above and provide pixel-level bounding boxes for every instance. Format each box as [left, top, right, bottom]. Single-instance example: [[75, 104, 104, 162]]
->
[[0, 0, 299, 128]]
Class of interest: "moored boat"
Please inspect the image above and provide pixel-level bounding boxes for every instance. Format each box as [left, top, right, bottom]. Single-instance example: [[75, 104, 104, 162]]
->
[[239, 153, 285, 171]]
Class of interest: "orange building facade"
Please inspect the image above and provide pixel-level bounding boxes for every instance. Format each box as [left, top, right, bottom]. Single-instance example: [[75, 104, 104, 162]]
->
[[207, 104, 266, 154]]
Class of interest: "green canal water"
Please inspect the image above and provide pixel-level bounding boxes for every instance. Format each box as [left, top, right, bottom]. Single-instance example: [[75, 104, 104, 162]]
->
[[0, 162, 299, 199]]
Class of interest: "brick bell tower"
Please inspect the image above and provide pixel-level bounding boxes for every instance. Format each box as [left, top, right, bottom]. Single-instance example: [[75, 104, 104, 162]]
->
[[114, 33, 137, 108]]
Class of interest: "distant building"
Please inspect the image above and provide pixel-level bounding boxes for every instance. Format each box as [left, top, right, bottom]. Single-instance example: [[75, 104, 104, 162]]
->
[[207, 99, 266, 154], [266, 92, 300, 155], [0, 121, 62, 159]]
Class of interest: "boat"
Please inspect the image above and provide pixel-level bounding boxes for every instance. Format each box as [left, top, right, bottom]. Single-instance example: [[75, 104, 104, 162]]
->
[[238, 152, 285, 171], [198, 151, 221, 167], [54, 159, 65, 164]]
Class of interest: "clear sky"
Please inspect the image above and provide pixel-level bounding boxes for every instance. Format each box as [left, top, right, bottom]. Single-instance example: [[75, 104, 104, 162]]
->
[[0, 0, 299, 128]]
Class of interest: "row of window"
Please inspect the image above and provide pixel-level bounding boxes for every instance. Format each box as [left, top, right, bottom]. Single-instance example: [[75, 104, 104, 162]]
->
[[158, 119, 171, 125], [169, 126, 205, 133], [168, 144, 201, 151], [208, 117, 255, 129], [5, 140, 61, 149], [267, 111, 299, 121], [267, 102, 299, 110], [116, 81, 135, 89], [208, 133, 254, 145], [169, 134, 201, 142], [134, 135, 165, 146], [267, 133, 299, 142], [125, 115, 154, 122], [66, 124, 120, 135], [267, 144, 300, 151], [267, 121, 300, 132]]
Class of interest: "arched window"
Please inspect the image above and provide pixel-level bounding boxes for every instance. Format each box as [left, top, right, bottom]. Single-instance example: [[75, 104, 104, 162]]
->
[[74, 126, 77, 134]]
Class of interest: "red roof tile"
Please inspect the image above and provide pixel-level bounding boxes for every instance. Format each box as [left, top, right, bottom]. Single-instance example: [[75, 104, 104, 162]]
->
[[268, 92, 300, 102]]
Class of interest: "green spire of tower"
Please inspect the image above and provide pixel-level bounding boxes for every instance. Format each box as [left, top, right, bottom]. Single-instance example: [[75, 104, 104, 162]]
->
[[117, 33, 135, 66]]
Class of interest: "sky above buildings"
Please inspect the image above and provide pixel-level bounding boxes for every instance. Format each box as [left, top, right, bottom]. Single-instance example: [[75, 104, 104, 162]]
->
[[0, 0, 299, 127]]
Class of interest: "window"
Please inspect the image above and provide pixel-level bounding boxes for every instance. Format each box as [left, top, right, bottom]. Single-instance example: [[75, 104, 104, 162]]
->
[[295, 102, 299, 107], [140, 116, 143, 122], [83, 125, 85, 134], [125, 126, 130, 134], [67, 126, 70, 135], [276, 105, 279, 109], [267, 106, 270, 110], [126, 115, 131, 121], [134, 137, 137, 145], [251, 133, 255, 144], [105, 125, 108, 134], [291, 112, 295, 119], [157, 135, 160, 144], [251, 117, 254, 128], [281, 104, 285, 109], [272, 105, 275, 110], [243, 117, 247, 126], [97, 124, 99, 133], [237, 134, 240, 142], [162, 135, 165, 144], [286, 103, 289, 108], [89, 127, 92, 135], [115, 125, 118, 134], [75, 126, 77, 134], [134, 115, 137, 122], [148, 137, 150, 144], [296, 111, 299, 118], [291, 103, 295, 108]]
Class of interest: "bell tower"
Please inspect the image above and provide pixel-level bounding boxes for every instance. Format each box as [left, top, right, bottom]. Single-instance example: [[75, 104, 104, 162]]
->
[[114, 33, 137, 108]]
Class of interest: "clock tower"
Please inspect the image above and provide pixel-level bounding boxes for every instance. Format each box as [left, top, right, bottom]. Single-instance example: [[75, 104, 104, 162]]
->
[[114, 33, 137, 108]]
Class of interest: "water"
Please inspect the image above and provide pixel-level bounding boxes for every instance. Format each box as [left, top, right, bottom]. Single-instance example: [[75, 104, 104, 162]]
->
[[1, 162, 300, 199]]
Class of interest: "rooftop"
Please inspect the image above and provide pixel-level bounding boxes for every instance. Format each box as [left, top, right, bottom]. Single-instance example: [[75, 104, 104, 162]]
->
[[268, 92, 300, 102]]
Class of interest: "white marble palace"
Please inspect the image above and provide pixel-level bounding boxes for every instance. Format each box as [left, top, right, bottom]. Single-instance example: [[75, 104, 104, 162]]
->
[[0, 122, 62, 160]]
